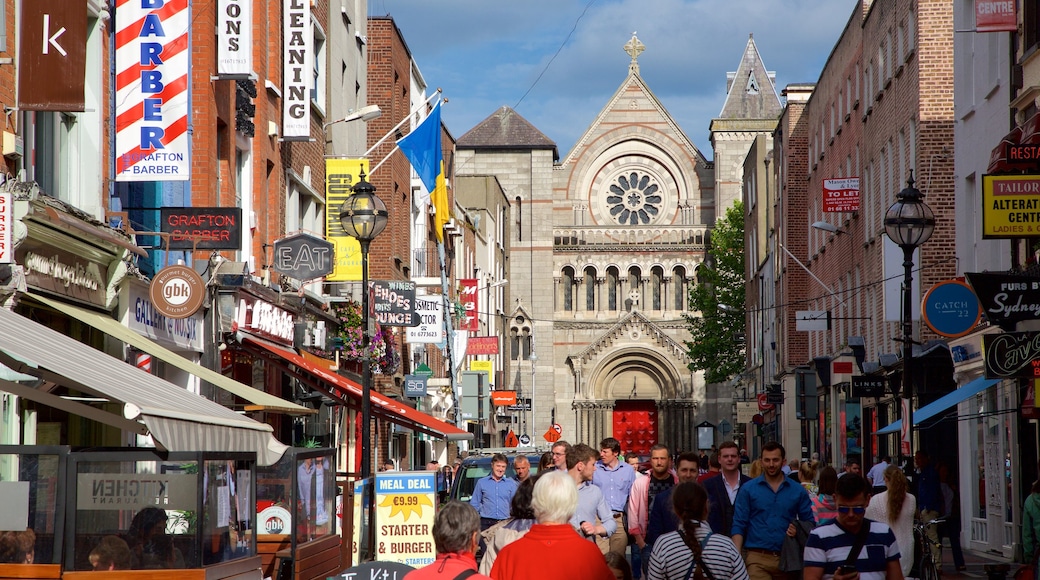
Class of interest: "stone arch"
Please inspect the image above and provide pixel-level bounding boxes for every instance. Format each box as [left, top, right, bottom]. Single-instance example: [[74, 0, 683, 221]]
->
[[584, 346, 685, 401]]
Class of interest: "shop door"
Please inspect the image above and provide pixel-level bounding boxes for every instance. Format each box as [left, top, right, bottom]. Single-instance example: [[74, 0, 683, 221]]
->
[[613, 401, 658, 457]]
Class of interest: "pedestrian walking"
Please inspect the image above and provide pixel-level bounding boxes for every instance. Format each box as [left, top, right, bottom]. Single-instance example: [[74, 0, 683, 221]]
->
[[646, 481, 749, 580], [703, 441, 751, 537], [646, 452, 701, 551], [469, 453, 518, 532], [866, 456, 891, 495], [551, 440, 572, 471], [936, 461, 966, 572], [811, 466, 839, 525], [802, 474, 903, 580], [489, 470, 614, 580], [731, 441, 815, 580], [568, 443, 617, 548], [799, 461, 819, 496], [864, 465, 915, 577], [405, 501, 492, 580], [479, 476, 537, 575], [594, 437, 637, 557], [697, 454, 721, 483], [628, 444, 678, 572], [513, 455, 531, 483]]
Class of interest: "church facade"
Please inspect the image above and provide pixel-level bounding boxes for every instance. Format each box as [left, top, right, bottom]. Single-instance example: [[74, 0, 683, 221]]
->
[[456, 35, 780, 455]]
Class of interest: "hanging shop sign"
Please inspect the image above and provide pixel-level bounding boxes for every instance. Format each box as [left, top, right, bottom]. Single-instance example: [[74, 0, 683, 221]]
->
[[822, 177, 860, 213], [0, 189, 10, 264], [921, 279, 982, 338], [282, 0, 311, 139], [491, 391, 517, 406], [976, 0, 1017, 33], [983, 331, 1040, 379], [466, 336, 499, 356], [160, 207, 242, 250], [148, 265, 206, 320], [18, 0, 86, 111], [272, 232, 334, 280], [18, 240, 107, 307], [458, 279, 479, 332], [325, 158, 369, 282], [372, 281, 419, 327], [235, 294, 295, 346], [405, 297, 443, 344], [851, 376, 886, 398], [115, 0, 190, 180], [981, 175, 1040, 238], [964, 272, 1040, 327], [217, 0, 251, 77], [128, 282, 204, 351]]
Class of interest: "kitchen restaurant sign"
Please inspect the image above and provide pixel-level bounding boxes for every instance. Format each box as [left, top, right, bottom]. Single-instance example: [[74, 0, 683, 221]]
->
[[964, 272, 1040, 328], [983, 331, 1040, 379]]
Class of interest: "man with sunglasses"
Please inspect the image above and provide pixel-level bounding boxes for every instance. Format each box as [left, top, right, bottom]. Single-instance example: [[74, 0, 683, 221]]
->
[[803, 475, 903, 580]]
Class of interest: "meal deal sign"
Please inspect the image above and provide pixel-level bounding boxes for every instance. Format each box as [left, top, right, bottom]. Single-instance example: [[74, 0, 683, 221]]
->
[[982, 174, 1040, 237], [822, 177, 860, 212], [115, 0, 190, 181], [373, 472, 436, 567]]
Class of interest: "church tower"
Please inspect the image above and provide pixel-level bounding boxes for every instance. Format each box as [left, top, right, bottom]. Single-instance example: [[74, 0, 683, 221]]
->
[[710, 34, 783, 216]]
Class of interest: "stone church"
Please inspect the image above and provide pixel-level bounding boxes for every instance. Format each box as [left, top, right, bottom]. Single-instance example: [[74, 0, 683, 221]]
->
[[456, 34, 781, 455]]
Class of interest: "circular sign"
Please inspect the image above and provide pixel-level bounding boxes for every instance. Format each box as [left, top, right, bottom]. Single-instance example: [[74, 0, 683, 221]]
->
[[258, 505, 292, 534], [552, 423, 562, 435], [921, 279, 982, 338], [518, 434, 531, 446], [756, 392, 774, 411], [150, 265, 205, 319]]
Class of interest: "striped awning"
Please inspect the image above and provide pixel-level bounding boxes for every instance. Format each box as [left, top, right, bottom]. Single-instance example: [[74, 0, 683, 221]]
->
[[0, 307, 287, 465]]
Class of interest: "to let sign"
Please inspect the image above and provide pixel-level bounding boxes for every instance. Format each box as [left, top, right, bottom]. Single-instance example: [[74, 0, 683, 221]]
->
[[161, 207, 242, 250], [272, 232, 334, 280], [822, 177, 860, 212]]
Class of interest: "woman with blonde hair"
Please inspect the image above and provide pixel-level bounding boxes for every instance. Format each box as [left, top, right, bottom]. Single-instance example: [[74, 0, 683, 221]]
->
[[865, 464, 916, 576], [798, 461, 819, 496], [748, 459, 763, 479]]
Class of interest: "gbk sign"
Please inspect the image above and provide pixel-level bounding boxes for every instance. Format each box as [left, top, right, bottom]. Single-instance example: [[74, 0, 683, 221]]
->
[[272, 232, 333, 280]]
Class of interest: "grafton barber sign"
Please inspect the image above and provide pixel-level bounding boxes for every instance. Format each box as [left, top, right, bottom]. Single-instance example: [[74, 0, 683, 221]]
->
[[983, 331, 1040, 379]]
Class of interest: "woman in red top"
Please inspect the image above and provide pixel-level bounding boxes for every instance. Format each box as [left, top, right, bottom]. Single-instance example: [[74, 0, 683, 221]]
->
[[490, 471, 614, 580], [405, 502, 492, 580]]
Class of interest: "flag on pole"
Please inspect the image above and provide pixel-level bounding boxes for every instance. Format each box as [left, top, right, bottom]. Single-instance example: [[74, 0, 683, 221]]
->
[[397, 100, 450, 242]]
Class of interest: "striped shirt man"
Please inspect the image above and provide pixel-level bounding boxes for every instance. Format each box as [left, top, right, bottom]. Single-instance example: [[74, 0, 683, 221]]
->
[[646, 521, 749, 580], [803, 519, 901, 580]]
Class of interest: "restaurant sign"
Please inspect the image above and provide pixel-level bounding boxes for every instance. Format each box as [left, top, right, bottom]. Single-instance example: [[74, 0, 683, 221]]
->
[[983, 331, 1040, 379], [235, 294, 295, 345], [18, 240, 107, 307], [77, 473, 197, 511], [964, 272, 1040, 328]]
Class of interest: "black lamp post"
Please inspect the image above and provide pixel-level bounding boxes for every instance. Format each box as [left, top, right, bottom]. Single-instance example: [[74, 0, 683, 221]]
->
[[339, 170, 387, 560], [883, 170, 934, 474]]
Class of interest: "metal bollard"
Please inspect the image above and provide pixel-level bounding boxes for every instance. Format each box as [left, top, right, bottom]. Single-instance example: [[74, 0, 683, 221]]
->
[[984, 563, 1011, 580]]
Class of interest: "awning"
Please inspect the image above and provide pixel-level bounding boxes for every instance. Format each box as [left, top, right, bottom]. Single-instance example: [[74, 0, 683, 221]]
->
[[0, 307, 287, 465], [27, 292, 313, 416], [242, 336, 472, 441], [876, 377, 1001, 435]]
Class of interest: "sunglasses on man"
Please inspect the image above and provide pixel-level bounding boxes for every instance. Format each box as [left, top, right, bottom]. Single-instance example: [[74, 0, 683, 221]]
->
[[836, 505, 867, 515]]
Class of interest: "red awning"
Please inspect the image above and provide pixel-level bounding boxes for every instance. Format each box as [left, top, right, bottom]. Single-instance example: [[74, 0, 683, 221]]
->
[[988, 126, 1023, 174], [242, 337, 471, 441]]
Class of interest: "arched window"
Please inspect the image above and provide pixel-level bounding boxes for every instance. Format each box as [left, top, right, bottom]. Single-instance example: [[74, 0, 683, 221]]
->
[[651, 266, 663, 310], [562, 267, 574, 311], [628, 266, 641, 290], [606, 267, 619, 311], [522, 330, 532, 359], [584, 266, 596, 311], [510, 328, 520, 360], [673, 266, 687, 310]]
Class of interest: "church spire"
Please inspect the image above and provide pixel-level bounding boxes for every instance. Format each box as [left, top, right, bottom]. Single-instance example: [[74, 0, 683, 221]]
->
[[624, 33, 645, 75]]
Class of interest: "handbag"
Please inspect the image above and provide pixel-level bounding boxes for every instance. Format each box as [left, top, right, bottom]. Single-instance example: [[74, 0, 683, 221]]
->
[[778, 520, 815, 572]]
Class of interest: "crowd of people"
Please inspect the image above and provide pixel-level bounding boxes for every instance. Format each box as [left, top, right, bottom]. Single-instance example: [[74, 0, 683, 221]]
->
[[406, 439, 970, 580]]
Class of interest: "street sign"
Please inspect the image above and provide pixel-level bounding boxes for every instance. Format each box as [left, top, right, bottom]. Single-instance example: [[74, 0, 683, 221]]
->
[[543, 428, 560, 444], [504, 430, 519, 448], [507, 398, 532, 412], [796, 310, 831, 331], [757, 393, 774, 411], [765, 391, 784, 405], [518, 434, 531, 446], [414, 363, 433, 378], [552, 423, 562, 435]]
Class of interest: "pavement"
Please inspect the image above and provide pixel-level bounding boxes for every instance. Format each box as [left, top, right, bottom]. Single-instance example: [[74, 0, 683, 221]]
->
[[938, 547, 1020, 579]]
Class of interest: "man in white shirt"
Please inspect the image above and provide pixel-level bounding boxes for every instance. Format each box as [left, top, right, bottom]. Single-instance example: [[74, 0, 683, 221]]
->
[[865, 456, 890, 494]]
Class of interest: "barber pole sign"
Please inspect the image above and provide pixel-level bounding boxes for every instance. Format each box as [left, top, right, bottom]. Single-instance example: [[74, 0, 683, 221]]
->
[[115, 0, 191, 181], [136, 352, 153, 373], [282, 0, 311, 139]]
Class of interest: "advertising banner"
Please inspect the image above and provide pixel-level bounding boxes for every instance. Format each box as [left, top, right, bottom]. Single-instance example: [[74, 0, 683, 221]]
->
[[282, 0, 311, 139], [964, 271, 1040, 327], [371, 472, 436, 567], [458, 279, 479, 331], [217, 0, 252, 77], [326, 159, 369, 281], [981, 174, 1040, 238], [115, 0, 191, 180], [405, 297, 443, 344], [18, 0, 86, 110], [976, 0, 1017, 32], [822, 177, 860, 212]]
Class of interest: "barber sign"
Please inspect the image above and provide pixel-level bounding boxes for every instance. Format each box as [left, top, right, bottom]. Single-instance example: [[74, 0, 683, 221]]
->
[[115, 0, 191, 181]]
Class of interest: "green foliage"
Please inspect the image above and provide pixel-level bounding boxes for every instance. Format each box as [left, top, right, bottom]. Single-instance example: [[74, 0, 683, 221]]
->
[[685, 201, 747, 384]]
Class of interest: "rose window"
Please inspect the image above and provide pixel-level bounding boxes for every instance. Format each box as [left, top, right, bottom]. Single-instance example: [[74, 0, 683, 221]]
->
[[606, 172, 661, 225]]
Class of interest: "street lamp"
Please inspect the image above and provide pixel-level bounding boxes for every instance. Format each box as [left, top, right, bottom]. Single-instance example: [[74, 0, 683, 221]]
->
[[883, 170, 934, 475], [339, 170, 387, 561]]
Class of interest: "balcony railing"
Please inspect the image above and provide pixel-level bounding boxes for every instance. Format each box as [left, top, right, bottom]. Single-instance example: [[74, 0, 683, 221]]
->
[[553, 226, 710, 251]]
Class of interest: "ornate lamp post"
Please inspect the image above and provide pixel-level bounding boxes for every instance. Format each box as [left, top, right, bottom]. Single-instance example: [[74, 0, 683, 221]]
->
[[883, 170, 934, 474], [339, 170, 387, 560]]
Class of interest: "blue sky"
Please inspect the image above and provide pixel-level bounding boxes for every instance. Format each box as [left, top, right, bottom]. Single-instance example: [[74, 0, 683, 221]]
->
[[371, 0, 856, 157]]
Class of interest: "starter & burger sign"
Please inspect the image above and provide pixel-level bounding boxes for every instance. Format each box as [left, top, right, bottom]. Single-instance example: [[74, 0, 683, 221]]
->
[[149, 264, 205, 319]]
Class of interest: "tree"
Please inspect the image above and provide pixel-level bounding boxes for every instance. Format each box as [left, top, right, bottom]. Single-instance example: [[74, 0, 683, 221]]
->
[[685, 201, 746, 384]]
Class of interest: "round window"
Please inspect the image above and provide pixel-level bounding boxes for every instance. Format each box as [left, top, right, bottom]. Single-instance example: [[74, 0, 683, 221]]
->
[[606, 172, 662, 225]]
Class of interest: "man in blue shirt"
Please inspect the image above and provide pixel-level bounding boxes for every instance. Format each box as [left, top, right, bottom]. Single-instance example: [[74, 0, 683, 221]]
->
[[469, 453, 518, 531], [732, 441, 815, 580], [592, 437, 636, 557], [568, 443, 617, 548], [914, 450, 943, 572]]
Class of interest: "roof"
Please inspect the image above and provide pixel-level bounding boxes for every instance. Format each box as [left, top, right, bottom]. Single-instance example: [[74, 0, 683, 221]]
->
[[457, 106, 559, 159], [716, 34, 783, 121]]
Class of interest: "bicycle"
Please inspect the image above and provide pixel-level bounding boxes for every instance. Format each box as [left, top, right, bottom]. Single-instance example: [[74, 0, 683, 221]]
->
[[912, 516, 946, 580]]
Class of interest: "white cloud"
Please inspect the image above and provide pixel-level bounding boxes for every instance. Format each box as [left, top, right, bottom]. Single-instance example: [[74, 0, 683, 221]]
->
[[375, 0, 855, 155]]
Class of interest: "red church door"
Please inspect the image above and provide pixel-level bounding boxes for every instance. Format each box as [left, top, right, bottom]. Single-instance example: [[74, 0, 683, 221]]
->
[[613, 400, 658, 457]]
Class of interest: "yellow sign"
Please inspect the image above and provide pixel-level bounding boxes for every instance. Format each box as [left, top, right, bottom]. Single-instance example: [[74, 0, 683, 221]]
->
[[982, 174, 1040, 238], [470, 360, 494, 386], [326, 158, 369, 281], [373, 472, 436, 567]]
